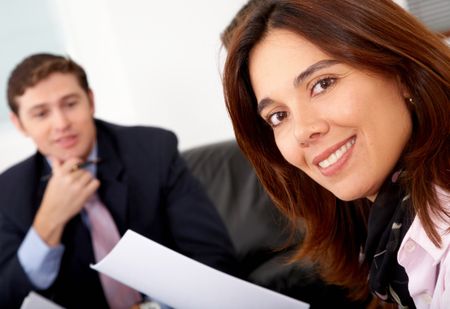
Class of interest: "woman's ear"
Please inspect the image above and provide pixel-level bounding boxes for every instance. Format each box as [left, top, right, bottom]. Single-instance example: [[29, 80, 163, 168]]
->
[[396, 75, 411, 99]]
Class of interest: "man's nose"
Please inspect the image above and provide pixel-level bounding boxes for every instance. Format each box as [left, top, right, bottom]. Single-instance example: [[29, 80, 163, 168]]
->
[[52, 110, 70, 131]]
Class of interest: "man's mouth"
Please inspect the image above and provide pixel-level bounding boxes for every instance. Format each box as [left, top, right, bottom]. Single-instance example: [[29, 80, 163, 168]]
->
[[55, 135, 78, 148]]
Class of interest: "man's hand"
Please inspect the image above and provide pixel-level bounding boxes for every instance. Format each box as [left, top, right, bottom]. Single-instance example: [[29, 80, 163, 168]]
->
[[33, 158, 100, 246]]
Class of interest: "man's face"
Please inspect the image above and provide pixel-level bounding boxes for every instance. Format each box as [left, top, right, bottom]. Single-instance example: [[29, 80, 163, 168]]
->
[[11, 72, 96, 162]]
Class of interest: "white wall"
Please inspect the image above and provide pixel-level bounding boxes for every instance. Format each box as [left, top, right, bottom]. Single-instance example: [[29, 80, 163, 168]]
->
[[0, 0, 445, 173], [395, 0, 409, 9], [50, 0, 246, 149], [0, 0, 65, 172], [0, 0, 247, 173]]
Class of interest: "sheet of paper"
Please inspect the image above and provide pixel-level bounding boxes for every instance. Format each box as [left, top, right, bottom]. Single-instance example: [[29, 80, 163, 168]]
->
[[91, 230, 309, 309], [20, 291, 64, 309]]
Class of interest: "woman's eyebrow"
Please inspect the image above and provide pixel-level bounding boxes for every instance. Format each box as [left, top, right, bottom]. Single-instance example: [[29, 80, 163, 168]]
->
[[257, 59, 340, 115], [257, 97, 274, 114], [293, 59, 340, 87]]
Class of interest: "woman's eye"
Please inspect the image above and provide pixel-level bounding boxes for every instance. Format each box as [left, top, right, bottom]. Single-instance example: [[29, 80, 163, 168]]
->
[[267, 111, 287, 127], [311, 77, 336, 96]]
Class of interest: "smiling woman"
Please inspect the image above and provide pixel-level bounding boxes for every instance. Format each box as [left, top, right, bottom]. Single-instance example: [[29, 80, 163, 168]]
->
[[249, 30, 413, 202], [223, 0, 450, 307]]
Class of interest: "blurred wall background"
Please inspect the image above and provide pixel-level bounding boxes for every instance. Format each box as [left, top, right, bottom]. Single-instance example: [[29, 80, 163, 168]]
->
[[1, 0, 447, 173], [0, 0, 247, 172]]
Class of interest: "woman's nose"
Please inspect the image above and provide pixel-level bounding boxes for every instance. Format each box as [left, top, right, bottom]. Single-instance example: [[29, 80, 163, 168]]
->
[[292, 112, 329, 147]]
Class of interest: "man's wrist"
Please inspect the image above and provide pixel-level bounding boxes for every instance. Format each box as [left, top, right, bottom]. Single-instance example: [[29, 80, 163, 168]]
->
[[33, 212, 65, 246], [18, 227, 65, 289]]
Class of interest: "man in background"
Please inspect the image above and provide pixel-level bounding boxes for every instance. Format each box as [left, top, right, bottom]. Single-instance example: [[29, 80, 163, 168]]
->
[[0, 53, 238, 308]]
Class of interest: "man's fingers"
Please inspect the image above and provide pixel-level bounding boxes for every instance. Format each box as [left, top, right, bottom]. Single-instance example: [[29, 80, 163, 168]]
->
[[86, 178, 101, 196], [60, 158, 84, 174], [77, 178, 101, 206], [76, 171, 97, 188]]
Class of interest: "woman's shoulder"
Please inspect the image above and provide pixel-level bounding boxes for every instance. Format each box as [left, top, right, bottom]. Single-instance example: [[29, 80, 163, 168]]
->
[[397, 186, 450, 306], [435, 185, 450, 210], [429, 186, 450, 234], [400, 185, 450, 256]]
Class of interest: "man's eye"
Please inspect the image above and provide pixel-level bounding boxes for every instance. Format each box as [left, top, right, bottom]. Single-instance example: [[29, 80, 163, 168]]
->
[[311, 77, 336, 96], [32, 110, 48, 119], [65, 101, 78, 108], [267, 111, 288, 127]]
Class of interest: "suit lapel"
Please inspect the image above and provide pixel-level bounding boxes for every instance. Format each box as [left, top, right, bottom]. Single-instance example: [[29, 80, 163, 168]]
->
[[95, 122, 129, 235]]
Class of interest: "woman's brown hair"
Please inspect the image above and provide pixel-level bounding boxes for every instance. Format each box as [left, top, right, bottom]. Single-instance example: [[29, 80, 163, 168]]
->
[[223, 0, 450, 301]]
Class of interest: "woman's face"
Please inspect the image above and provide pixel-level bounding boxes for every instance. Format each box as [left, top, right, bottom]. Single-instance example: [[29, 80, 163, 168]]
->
[[249, 29, 412, 201]]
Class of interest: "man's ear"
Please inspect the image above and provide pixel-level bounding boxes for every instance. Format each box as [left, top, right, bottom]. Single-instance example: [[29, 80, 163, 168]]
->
[[87, 89, 95, 115], [10, 112, 28, 137]]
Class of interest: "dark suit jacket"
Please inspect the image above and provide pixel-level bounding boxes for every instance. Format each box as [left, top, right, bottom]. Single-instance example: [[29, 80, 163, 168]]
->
[[0, 119, 238, 308]]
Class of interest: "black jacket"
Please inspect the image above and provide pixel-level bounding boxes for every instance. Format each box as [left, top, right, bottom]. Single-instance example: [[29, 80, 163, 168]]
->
[[0, 119, 238, 308]]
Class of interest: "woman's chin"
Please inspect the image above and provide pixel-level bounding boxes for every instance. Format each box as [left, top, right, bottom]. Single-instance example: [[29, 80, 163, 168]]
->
[[330, 189, 364, 202]]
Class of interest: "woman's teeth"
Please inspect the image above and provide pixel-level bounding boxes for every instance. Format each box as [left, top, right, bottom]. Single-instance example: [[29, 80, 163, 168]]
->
[[318, 138, 355, 168]]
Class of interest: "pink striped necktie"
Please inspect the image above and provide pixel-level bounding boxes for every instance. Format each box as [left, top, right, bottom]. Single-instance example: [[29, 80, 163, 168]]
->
[[85, 194, 142, 309]]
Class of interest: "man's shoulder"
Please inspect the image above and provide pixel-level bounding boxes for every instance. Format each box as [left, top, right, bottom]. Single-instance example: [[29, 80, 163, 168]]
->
[[97, 119, 176, 140], [0, 154, 39, 220], [0, 154, 38, 185], [96, 119, 178, 150]]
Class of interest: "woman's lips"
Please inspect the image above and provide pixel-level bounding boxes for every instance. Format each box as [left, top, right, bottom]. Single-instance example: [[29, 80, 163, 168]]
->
[[313, 136, 356, 176]]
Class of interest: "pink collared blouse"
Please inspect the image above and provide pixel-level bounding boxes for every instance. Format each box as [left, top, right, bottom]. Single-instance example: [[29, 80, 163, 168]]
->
[[398, 187, 450, 308]]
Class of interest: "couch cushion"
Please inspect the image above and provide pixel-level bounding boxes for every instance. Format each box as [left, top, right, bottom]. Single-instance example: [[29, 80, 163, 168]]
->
[[182, 140, 370, 307], [182, 140, 294, 263]]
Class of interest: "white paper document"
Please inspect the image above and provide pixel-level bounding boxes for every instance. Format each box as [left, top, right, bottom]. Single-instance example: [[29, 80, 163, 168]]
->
[[20, 291, 64, 309], [91, 230, 309, 309]]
